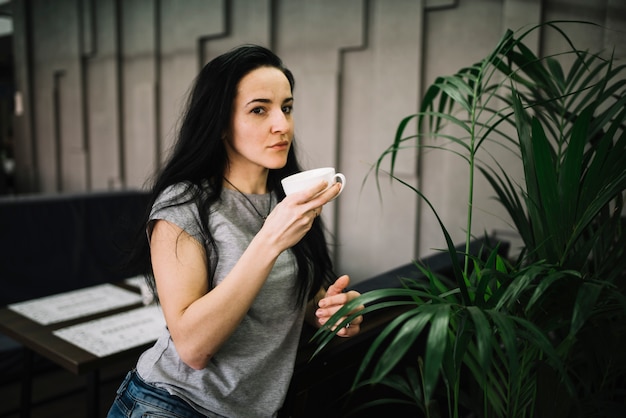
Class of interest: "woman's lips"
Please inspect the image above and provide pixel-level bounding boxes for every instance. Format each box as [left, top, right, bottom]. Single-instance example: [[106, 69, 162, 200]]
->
[[269, 141, 289, 150]]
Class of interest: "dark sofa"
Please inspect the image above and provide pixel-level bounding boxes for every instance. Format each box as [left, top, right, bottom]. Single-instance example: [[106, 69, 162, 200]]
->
[[0, 190, 150, 307], [0, 190, 150, 387]]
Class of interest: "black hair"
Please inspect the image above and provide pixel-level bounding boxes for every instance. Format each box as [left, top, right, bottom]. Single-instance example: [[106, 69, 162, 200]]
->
[[129, 44, 335, 307]]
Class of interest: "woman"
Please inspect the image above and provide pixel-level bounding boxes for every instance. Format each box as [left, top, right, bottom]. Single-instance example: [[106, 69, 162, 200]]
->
[[107, 45, 362, 418]]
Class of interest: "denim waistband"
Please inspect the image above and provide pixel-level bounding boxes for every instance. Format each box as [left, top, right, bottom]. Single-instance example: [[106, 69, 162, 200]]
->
[[115, 369, 208, 418]]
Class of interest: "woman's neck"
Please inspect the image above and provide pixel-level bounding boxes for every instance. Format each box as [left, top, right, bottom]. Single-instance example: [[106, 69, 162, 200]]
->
[[223, 168, 269, 194]]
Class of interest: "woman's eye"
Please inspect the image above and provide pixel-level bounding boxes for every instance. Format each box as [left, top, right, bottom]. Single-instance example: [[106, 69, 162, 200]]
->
[[251, 107, 266, 115], [282, 105, 293, 114]]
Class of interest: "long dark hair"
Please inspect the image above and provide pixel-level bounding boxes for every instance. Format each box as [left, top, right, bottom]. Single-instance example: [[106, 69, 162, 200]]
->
[[130, 44, 335, 307]]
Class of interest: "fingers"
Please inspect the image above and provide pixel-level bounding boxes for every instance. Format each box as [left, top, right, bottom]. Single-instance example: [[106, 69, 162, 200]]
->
[[311, 206, 322, 218], [316, 275, 363, 337], [278, 180, 341, 227], [295, 180, 329, 202], [316, 276, 352, 318], [262, 180, 339, 255], [324, 275, 350, 298], [316, 308, 364, 337], [324, 314, 363, 337], [318, 275, 351, 309], [338, 314, 363, 337], [316, 290, 361, 318], [316, 181, 342, 203], [288, 180, 341, 207]]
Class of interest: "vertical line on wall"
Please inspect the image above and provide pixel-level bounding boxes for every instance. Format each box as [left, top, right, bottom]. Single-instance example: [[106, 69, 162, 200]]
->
[[81, 0, 96, 55], [114, 0, 126, 188], [269, 0, 278, 50], [79, 0, 97, 191], [53, 70, 65, 192], [537, 0, 547, 59], [23, 0, 39, 191], [197, 0, 232, 69], [415, 3, 429, 259], [154, 0, 162, 170], [334, 0, 370, 267]]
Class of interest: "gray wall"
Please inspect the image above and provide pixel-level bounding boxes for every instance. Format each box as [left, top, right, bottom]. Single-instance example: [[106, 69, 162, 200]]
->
[[9, 0, 626, 282]]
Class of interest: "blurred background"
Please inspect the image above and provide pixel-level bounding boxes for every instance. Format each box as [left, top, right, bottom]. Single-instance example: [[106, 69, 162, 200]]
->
[[1, 0, 624, 284]]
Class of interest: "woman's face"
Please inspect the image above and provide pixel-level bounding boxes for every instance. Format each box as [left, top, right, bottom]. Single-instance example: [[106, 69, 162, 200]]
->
[[225, 66, 294, 175]]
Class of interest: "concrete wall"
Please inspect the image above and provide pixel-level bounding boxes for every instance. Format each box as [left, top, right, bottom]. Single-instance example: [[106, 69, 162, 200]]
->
[[9, 0, 626, 282]]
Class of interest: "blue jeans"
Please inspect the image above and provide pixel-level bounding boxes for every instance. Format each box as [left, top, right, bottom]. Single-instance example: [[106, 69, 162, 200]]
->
[[107, 370, 210, 418]]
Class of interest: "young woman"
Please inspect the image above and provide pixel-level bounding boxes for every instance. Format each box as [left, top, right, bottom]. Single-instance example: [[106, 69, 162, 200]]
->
[[107, 45, 362, 418]]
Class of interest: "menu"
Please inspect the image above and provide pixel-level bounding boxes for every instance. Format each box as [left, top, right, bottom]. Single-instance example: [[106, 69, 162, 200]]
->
[[8, 283, 143, 325], [53, 305, 165, 357]]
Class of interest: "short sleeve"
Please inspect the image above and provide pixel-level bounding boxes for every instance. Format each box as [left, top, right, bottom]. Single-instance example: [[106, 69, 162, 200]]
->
[[147, 182, 207, 246]]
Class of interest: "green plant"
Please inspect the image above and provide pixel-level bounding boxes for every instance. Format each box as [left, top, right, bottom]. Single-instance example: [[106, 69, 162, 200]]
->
[[313, 22, 626, 418]]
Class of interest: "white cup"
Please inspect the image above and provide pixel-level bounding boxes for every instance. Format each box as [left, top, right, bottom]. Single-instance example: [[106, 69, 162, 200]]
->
[[281, 167, 346, 199]]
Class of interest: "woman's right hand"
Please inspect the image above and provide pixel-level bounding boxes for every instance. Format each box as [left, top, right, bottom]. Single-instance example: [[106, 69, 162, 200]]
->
[[260, 180, 341, 253]]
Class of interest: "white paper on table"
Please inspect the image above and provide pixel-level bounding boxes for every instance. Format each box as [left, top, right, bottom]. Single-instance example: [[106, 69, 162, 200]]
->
[[53, 304, 165, 357], [124, 274, 155, 305], [8, 283, 143, 325], [124, 275, 145, 289]]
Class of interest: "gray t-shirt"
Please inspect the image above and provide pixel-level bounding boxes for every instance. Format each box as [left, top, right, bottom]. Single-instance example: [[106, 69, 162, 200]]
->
[[136, 182, 305, 418]]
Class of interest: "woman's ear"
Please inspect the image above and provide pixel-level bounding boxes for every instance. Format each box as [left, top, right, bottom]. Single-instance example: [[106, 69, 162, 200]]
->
[[222, 131, 233, 156]]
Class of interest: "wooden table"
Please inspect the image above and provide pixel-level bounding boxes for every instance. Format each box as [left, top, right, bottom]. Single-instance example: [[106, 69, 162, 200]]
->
[[0, 283, 154, 418]]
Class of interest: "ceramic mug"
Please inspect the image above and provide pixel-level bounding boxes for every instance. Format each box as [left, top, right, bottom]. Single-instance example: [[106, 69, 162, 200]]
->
[[281, 167, 346, 199]]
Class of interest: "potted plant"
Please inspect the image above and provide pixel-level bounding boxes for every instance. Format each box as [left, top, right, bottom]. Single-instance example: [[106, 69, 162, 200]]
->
[[313, 22, 626, 418]]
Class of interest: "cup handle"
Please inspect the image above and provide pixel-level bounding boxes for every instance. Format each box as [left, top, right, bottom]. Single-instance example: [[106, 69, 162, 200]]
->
[[333, 173, 346, 197]]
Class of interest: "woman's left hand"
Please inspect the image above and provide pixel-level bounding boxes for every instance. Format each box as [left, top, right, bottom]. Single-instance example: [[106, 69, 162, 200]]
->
[[315, 275, 363, 337]]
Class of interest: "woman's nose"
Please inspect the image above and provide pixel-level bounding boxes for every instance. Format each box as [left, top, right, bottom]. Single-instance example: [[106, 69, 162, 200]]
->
[[271, 111, 291, 133]]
